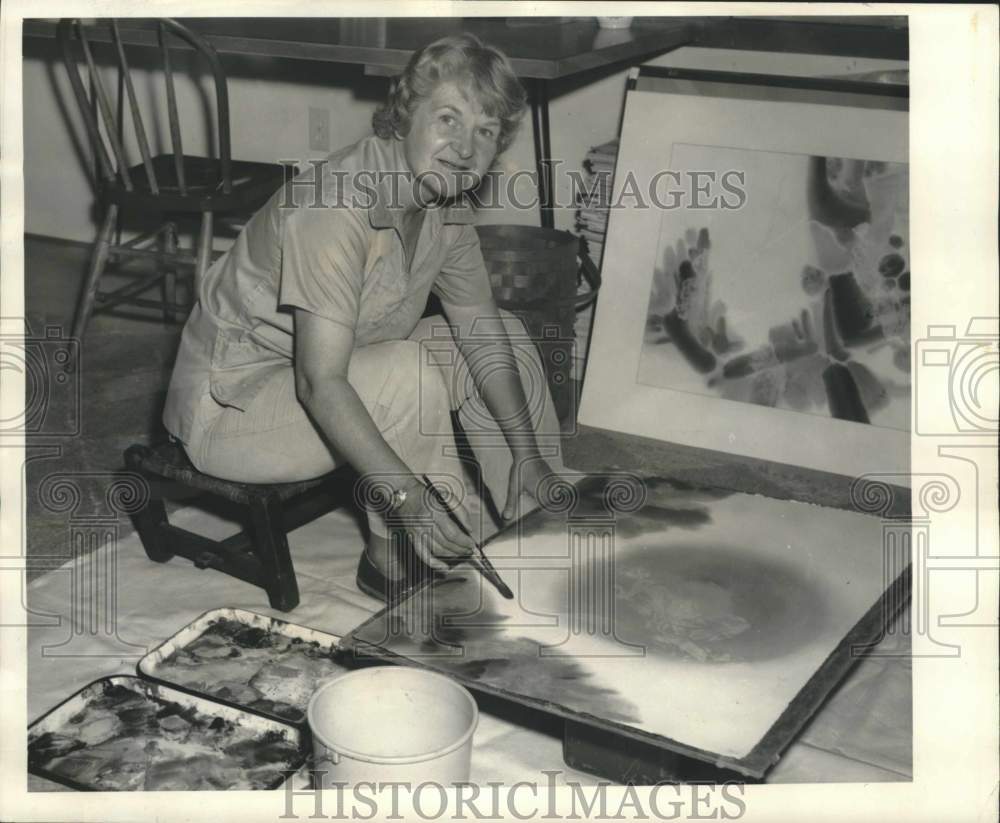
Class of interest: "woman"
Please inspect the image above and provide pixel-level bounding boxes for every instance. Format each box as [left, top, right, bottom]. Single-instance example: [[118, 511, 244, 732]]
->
[[163, 34, 562, 600]]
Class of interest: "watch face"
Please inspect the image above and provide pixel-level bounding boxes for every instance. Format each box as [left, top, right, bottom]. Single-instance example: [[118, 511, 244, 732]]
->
[[391, 488, 408, 511]]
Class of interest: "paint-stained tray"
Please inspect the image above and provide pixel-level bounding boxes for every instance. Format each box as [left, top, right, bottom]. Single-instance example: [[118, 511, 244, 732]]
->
[[27, 676, 307, 791], [137, 608, 351, 725]]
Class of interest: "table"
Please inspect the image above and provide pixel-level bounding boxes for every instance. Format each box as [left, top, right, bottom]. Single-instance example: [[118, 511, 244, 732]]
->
[[23, 16, 695, 230], [22, 15, 909, 229]]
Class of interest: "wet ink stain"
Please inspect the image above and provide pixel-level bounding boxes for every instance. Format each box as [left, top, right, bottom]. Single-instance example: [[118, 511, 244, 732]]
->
[[404, 590, 641, 723], [605, 544, 828, 664], [614, 505, 711, 538], [513, 474, 723, 542]]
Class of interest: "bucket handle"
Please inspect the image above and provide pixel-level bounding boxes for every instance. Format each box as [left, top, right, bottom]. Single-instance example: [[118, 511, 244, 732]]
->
[[576, 237, 601, 312], [315, 751, 340, 771]]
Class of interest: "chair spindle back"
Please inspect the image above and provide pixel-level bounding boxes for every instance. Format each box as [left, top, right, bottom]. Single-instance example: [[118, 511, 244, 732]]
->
[[57, 18, 235, 197]]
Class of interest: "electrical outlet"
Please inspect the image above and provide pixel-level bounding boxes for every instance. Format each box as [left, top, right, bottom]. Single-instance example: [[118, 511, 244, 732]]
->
[[308, 106, 330, 152]]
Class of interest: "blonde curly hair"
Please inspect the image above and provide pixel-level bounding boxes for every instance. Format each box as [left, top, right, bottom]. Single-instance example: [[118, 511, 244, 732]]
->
[[373, 33, 527, 155]]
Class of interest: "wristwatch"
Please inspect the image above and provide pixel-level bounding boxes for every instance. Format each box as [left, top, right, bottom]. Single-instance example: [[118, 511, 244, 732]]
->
[[387, 485, 409, 513], [386, 478, 421, 513]]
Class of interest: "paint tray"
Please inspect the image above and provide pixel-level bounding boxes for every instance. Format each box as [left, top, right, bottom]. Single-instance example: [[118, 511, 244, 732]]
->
[[27, 676, 307, 791], [137, 608, 351, 725]]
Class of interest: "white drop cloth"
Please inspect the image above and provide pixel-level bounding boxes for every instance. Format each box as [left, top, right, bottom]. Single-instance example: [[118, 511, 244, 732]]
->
[[26, 503, 911, 789]]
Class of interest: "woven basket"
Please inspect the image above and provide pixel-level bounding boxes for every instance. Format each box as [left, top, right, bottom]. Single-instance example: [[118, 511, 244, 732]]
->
[[476, 225, 589, 421], [476, 225, 579, 305]]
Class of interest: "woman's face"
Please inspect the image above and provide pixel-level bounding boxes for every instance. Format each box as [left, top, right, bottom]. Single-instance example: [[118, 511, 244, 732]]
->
[[401, 80, 501, 204]]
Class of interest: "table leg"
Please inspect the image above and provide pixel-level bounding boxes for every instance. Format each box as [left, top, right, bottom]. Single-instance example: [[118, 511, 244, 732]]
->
[[530, 78, 555, 230], [115, 65, 125, 248], [195, 211, 214, 289]]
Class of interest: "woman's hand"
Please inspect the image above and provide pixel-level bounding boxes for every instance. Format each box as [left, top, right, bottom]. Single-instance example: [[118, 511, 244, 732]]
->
[[387, 478, 477, 571], [296, 311, 475, 572], [502, 452, 561, 522]]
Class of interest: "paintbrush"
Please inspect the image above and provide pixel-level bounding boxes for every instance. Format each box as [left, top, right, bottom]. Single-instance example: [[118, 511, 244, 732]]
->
[[420, 474, 514, 600]]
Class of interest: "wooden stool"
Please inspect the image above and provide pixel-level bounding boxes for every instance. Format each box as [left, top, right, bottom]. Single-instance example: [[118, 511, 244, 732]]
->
[[124, 442, 354, 611]]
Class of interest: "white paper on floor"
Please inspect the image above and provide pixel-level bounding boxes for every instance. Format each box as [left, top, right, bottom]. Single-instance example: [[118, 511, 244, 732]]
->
[[25, 500, 910, 786], [351, 477, 911, 767], [25, 503, 593, 787]]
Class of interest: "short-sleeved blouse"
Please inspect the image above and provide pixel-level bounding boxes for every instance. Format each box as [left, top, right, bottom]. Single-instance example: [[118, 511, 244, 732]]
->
[[163, 134, 493, 445]]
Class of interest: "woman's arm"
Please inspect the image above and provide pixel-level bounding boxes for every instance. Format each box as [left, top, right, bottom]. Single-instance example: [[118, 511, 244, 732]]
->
[[293, 309, 474, 565], [440, 298, 557, 519]]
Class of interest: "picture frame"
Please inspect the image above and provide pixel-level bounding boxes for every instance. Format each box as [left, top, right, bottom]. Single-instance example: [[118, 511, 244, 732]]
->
[[579, 67, 910, 483]]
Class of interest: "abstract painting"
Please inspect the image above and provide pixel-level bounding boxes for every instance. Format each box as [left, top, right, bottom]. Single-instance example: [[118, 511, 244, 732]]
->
[[579, 68, 909, 480], [350, 475, 901, 773], [639, 147, 910, 431]]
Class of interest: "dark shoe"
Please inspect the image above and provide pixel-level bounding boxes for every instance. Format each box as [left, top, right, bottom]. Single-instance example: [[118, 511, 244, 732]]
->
[[355, 549, 444, 605]]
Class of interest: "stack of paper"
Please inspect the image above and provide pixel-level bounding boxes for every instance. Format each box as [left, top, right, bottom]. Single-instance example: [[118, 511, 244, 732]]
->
[[575, 139, 617, 268], [573, 139, 618, 383]]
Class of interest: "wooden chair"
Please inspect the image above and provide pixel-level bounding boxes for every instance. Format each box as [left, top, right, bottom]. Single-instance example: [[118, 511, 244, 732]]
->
[[57, 18, 287, 340]]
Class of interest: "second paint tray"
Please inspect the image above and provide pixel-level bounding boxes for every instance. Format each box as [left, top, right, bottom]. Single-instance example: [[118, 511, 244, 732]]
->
[[137, 607, 353, 725]]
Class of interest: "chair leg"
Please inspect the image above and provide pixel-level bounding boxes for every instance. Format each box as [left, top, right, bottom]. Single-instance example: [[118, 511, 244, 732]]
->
[[161, 221, 179, 323], [248, 496, 300, 612], [71, 204, 118, 342], [195, 210, 214, 293], [108, 208, 123, 268], [130, 494, 175, 563]]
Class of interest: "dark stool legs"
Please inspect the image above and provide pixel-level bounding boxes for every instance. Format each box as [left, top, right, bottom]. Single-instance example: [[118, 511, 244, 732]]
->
[[131, 495, 174, 564], [124, 442, 351, 612], [248, 495, 299, 611]]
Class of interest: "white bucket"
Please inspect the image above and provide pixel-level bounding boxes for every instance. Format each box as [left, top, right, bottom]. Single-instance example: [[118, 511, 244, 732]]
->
[[307, 666, 478, 787]]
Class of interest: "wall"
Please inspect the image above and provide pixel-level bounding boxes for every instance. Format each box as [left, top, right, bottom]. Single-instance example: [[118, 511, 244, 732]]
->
[[21, 30, 907, 245]]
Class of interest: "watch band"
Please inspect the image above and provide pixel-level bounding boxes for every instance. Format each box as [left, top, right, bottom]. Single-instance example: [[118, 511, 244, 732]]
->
[[387, 485, 409, 513], [386, 478, 422, 513]]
